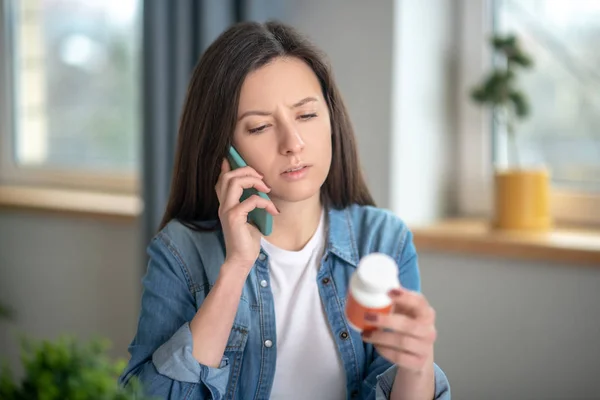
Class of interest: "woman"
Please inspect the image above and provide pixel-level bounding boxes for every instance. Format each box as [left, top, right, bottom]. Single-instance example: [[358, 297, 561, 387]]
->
[[120, 20, 450, 400]]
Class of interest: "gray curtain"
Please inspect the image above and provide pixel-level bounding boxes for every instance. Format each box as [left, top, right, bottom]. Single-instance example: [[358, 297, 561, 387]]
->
[[142, 0, 285, 250]]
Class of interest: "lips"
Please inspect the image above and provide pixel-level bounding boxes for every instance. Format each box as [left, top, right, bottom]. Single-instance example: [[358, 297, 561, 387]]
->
[[281, 163, 310, 174]]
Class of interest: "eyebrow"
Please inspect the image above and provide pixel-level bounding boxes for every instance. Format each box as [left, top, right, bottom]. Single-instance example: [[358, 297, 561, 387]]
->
[[292, 96, 318, 108], [237, 96, 319, 121]]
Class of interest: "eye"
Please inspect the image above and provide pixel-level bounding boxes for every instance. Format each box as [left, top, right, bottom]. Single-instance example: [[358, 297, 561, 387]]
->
[[298, 113, 317, 121], [248, 124, 270, 134]]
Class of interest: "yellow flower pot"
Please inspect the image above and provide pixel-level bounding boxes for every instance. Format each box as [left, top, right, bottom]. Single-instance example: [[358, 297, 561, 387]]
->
[[493, 168, 552, 231]]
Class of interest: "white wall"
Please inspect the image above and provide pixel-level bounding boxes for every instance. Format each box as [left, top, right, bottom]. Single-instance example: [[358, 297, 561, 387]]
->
[[421, 253, 600, 399], [0, 211, 141, 374], [391, 0, 458, 224], [283, 0, 395, 208]]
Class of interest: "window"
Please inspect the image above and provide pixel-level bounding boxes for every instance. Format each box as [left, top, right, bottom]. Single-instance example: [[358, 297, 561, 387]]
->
[[456, 0, 600, 226], [493, 0, 600, 193], [0, 0, 142, 193]]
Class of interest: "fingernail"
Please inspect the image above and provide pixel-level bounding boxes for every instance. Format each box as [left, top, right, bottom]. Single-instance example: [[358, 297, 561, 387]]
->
[[364, 313, 378, 322], [361, 331, 372, 339], [388, 288, 403, 297]]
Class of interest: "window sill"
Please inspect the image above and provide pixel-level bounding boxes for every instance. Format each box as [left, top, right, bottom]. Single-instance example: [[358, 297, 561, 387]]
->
[[411, 219, 600, 266], [0, 185, 142, 222]]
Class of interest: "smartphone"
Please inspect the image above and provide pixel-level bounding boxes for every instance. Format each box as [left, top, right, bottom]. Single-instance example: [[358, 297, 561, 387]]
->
[[226, 146, 273, 236]]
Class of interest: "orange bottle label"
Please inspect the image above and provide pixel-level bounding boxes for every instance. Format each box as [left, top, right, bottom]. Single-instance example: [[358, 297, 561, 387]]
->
[[345, 292, 392, 333]]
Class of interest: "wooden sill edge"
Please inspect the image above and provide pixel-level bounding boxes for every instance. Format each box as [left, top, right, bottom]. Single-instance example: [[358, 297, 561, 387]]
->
[[0, 185, 142, 221], [411, 219, 600, 266], [2, 188, 597, 265]]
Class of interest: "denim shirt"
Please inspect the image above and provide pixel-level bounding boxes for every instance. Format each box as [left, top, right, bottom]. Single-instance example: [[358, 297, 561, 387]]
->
[[119, 204, 451, 399]]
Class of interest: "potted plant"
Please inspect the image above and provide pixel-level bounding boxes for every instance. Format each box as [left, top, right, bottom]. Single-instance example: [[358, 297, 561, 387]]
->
[[0, 334, 152, 400], [470, 33, 552, 231]]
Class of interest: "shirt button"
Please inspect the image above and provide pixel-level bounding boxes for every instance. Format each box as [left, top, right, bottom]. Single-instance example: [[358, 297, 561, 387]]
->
[[264, 340, 273, 348], [258, 253, 266, 261], [339, 331, 349, 340], [321, 277, 330, 284], [260, 280, 268, 288]]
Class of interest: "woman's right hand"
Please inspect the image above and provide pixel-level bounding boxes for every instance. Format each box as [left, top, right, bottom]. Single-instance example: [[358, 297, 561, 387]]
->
[[215, 159, 279, 273]]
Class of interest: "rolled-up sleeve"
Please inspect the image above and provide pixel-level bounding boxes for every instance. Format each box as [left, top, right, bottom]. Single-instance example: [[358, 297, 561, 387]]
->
[[375, 363, 451, 400], [153, 321, 230, 383], [118, 233, 230, 399]]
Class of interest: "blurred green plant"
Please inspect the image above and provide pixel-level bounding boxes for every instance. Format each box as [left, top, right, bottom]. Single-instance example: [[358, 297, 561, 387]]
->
[[470, 33, 534, 167], [0, 336, 153, 400], [0, 303, 11, 320]]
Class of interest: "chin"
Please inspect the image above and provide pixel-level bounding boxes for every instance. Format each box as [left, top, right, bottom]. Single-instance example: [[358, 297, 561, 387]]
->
[[271, 182, 322, 203]]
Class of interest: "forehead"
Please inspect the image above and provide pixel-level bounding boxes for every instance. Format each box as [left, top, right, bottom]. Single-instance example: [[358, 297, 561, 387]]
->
[[237, 57, 323, 112]]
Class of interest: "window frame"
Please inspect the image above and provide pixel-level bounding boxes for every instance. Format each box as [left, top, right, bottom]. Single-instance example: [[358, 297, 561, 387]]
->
[[0, 0, 139, 195], [456, 0, 600, 227]]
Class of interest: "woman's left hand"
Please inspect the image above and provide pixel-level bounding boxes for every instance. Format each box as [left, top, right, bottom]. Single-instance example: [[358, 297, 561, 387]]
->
[[361, 288, 437, 372]]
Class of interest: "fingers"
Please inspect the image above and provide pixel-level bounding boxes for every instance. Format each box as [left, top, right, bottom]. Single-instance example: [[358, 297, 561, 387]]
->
[[364, 313, 436, 340], [388, 289, 436, 321], [218, 166, 263, 195], [233, 194, 279, 219], [220, 176, 271, 210], [362, 313, 436, 373], [361, 290, 438, 372], [216, 158, 268, 205], [362, 330, 430, 359], [219, 195, 278, 234], [216, 159, 279, 229], [221, 158, 231, 174], [371, 344, 429, 373], [216, 159, 263, 198]]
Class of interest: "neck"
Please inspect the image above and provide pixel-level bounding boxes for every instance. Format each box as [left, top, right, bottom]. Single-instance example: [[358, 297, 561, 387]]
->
[[267, 194, 323, 251]]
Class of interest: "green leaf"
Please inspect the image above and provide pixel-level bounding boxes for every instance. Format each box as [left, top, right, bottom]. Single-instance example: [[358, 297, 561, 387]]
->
[[2, 335, 157, 400], [0, 362, 18, 400], [470, 32, 534, 128], [509, 90, 530, 118], [491, 34, 516, 50], [512, 53, 533, 68]]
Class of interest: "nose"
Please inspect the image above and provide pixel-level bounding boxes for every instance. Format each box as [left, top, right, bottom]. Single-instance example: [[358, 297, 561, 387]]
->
[[278, 119, 305, 155]]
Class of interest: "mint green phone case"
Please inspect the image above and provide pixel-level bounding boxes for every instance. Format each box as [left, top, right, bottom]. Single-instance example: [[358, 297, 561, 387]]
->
[[226, 146, 273, 236]]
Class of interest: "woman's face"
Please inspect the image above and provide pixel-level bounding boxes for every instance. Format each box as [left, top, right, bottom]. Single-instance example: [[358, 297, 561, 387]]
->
[[233, 57, 332, 204]]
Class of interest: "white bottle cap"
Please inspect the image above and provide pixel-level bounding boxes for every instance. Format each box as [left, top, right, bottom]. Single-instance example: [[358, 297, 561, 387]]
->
[[356, 253, 400, 293]]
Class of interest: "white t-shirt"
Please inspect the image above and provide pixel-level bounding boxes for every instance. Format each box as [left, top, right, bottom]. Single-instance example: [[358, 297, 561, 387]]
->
[[261, 210, 346, 400]]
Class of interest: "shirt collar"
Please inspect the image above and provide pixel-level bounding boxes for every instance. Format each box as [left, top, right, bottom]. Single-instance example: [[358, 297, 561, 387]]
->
[[325, 206, 359, 267]]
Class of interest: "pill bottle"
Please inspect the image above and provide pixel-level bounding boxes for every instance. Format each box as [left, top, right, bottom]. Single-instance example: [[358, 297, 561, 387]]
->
[[345, 253, 400, 333]]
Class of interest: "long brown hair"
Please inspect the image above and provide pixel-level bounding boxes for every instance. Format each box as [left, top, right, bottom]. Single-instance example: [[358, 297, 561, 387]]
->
[[159, 20, 375, 231]]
